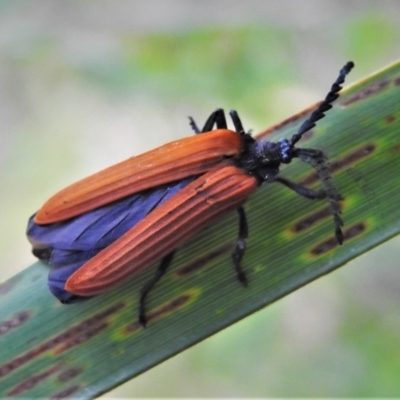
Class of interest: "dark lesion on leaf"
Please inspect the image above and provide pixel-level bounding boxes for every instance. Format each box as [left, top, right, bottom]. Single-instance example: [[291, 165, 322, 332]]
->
[[125, 291, 199, 333], [342, 79, 390, 106], [385, 114, 396, 124], [310, 222, 367, 256], [175, 242, 234, 277], [7, 365, 62, 396], [0, 312, 31, 337], [291, 206, 335, 234], [49, 385, 81, 400]]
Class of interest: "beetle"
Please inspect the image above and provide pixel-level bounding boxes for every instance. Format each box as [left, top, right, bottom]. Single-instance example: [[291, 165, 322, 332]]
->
[[27, 62, 354, 327]]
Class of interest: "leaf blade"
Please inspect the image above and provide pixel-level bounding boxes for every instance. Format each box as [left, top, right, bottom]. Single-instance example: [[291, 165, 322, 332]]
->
[[1, 60, 400, 398]]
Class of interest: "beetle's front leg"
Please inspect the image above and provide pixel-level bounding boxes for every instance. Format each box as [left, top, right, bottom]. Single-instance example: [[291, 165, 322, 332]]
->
[[285, 147, 343, 244], [274, 176, 329, 200]]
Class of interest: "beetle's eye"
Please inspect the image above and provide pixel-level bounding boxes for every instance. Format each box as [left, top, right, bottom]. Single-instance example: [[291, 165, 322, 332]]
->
[[278, 139, 292, 163]]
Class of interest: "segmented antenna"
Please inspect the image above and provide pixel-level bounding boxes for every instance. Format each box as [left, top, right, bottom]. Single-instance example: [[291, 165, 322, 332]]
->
[[290, 61, 354, 146]]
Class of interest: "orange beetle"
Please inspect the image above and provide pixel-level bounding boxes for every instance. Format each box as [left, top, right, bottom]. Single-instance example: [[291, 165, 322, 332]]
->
[[27, 62, 354, 326]]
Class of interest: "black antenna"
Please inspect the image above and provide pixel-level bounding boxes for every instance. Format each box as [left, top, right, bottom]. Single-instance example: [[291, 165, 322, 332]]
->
[[290, 61, 354, 146]]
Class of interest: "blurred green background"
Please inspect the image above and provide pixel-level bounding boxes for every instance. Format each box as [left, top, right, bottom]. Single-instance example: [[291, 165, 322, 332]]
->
[[1, 1, 400, 397]]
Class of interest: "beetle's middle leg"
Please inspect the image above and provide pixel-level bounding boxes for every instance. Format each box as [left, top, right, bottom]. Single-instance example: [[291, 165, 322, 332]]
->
[[231, 206, 248, 286]]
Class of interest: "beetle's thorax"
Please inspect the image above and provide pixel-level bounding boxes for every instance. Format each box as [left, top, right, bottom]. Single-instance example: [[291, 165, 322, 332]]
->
[[237, 134, 294, 183]]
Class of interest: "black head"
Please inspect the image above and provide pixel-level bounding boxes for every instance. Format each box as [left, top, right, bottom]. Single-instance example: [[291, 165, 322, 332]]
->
[[232, 61, 354, 182], [231, 61, 354, 244]]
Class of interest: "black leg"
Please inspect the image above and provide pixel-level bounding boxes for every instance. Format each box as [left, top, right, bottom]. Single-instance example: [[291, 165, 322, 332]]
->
[[188, 116, 200, 134], [213, 109, 228, 130], [229, 110, 245, 136], [138, 251, 176, 328], [188, 109, 227, 134], [201, 108, 227, 132], [294, 147, 344, 244], [231, 207, 248, 286], [275, 176, 328, 199]]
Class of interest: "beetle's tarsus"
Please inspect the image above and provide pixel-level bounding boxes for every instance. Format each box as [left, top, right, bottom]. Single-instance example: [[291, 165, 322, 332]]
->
[[188, 116, 201, 134], [231, 207, 249, 286], [139, 313, 147, 329], [335, 227, 344, 245]]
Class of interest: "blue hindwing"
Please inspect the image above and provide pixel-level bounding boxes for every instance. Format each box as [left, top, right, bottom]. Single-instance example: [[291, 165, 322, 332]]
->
[[27, 177, 196, 302]]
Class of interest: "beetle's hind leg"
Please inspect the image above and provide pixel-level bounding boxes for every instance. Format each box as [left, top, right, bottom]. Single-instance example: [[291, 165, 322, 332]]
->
[[231, 206, 249, 286], [138, 251, 176, 328]]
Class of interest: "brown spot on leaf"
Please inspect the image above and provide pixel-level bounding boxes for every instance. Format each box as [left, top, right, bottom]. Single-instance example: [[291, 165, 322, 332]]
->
[[0, 302, 125, 378], [58, 367, 83, 382], [389, 143, 400, 154], [54, 322, 109, 354], [343, 222, 366, 240], [310, 236, 338, 256], [342, 80, 390, 106], [291, 206, 332, 233], [310, 222, 366, 256], [7, 365, 62, 396], [176, 243, 233, 277], [385, 115, 396, 124], [0, 312, 30, 337], [50, 385, 81, 400], [125, 292, 195, 333]]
